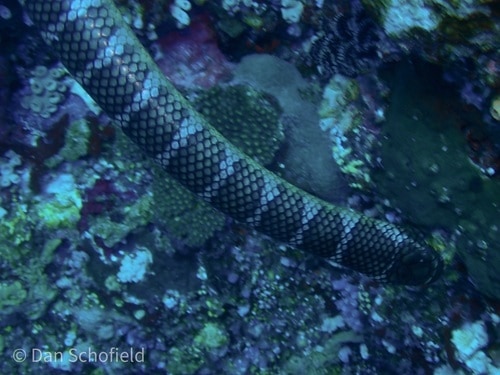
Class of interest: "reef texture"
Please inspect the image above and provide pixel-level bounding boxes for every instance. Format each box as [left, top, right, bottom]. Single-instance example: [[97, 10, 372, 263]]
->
[[0, 0, 499, 374], [308, 7, 382, 79]]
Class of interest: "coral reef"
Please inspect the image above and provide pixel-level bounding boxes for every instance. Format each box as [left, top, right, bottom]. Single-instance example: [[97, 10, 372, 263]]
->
[[318, 74, 375, 189], [280, 0, 305, 24], [170, 0, 192, 27], [117, 248, 153, 283], [381, 0, 439, 36], [155, 14, 234, 90], [20, 65, 68, 119], [45, 118, 91, 167], [0, 1, 499, 374], [0, 150, 22, 188], [35, 173, 82, 229]]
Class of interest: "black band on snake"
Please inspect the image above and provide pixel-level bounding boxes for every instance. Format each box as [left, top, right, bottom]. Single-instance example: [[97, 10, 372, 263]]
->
[[21, 0, 443, 286]]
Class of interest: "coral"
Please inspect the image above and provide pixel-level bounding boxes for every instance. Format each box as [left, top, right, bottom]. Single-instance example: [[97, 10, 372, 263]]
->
[[156, 15, 233, 89], [35, 173, 82, 229], [282, 331, 361, 374], [117, 248, 153, 283], [280, 0, 304, 24], [194, 84, 284, 166], [452, 321, 488, 361], [382, 0, 439, 36], [222, 0, 239, 12], [88, 191, 154, 248], [0, 281, 27, 312], [318, 75, 361, 133], [0, 150, 22, 188], [194, 322, 228, 350], [45, 118, 91, 167], [0, 212, 60, 321], [167, 346, 204, 375], [20, 64, 68, 119], [331, 278, 364, 332], [233, 54, 347, 202], [451, 321, 500, 374], [3, 114, 71, 193], [362, 0, 498, 105], [0, 197, 33, 252], [318, 75, 372, 189]]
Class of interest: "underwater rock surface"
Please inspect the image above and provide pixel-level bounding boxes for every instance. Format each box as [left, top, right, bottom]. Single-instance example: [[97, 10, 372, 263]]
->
[[374, 61, 500, 299], [233, 54, 348, 203]]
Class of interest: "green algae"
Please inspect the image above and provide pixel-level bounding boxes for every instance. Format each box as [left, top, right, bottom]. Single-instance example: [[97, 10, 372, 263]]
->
[[0, 200, 32, 250], [90, 192, 154, 248], [166, 346, 204, 375], [194, 322, 228, 350], [0, 281, 27, 311]]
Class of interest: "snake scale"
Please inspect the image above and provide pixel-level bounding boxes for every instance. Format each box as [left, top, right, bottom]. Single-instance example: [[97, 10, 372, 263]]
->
[[22, 0, 443, 285]]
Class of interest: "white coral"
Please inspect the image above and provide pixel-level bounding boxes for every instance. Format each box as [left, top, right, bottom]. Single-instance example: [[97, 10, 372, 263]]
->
[[450, 321, 500, 374], [280, 0, 303, 24], [117, 249, 153, 283]]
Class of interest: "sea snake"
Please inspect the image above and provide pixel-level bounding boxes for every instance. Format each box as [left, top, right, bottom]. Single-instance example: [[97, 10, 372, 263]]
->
[[22, 0, 443, 286]]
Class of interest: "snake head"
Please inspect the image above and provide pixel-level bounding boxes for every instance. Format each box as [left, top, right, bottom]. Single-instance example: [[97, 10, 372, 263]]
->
[[387, 241, 444, 286]]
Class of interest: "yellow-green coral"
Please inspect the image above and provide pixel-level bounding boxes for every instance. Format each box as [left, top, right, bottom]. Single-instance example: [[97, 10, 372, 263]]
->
[[0, 200, 32, 248], [89, 192, 154, 248], [36, 189, 82, 229], [318, 76, 372, 189], [166, 346, 204, 375], [45, 118, 91, 167], [0, 281, 27, 311], [318, 75, 361, 133], [34, 173, 82, 229], [282, 331, 361, 375], [426, 231, 456, 266], [194, 322, 228, 350]]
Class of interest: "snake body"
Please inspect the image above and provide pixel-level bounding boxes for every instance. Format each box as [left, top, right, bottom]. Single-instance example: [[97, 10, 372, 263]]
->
[[23, 0, 443, 285]]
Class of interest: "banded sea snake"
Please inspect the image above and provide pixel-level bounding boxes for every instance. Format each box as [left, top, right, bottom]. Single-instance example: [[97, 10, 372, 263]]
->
[[22, 0, 443, 286]]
